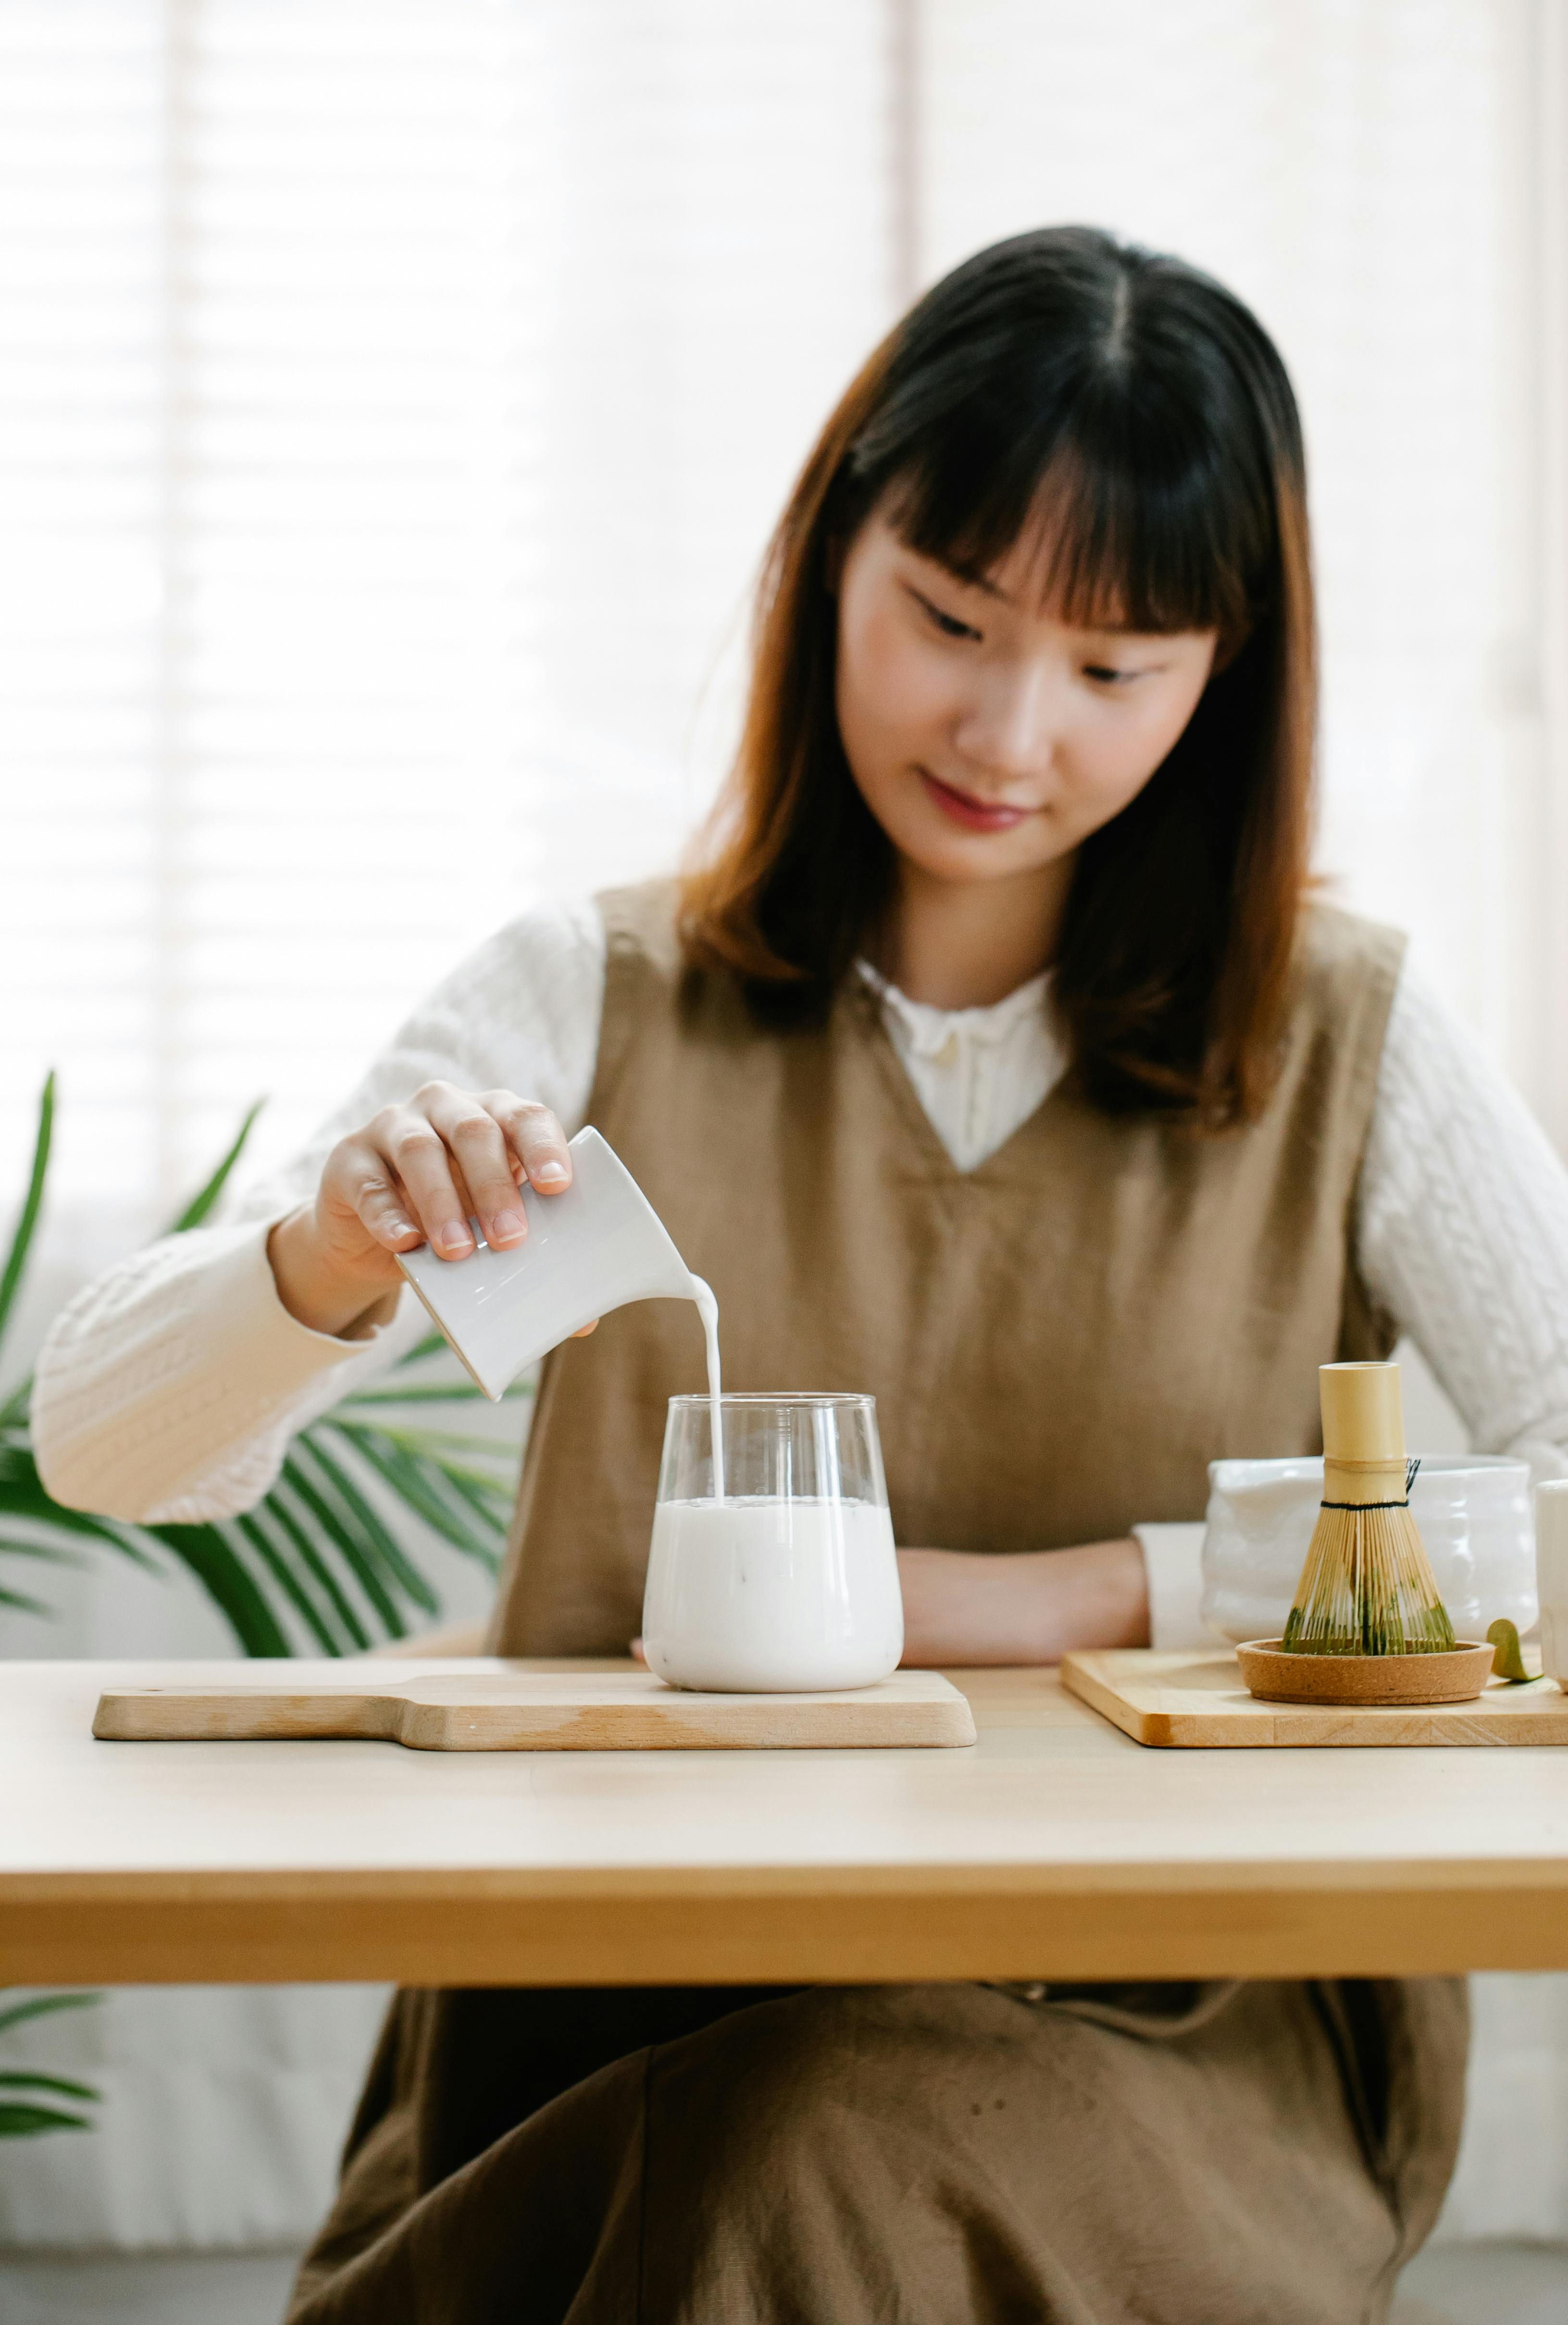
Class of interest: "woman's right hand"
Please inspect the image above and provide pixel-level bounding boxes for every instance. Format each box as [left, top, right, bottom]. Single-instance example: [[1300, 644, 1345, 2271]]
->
[[268, 1081, 578, 1338]]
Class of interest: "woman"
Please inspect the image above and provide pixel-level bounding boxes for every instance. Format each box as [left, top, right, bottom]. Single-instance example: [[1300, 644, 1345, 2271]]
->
[[37, 227, 1568, 2321]]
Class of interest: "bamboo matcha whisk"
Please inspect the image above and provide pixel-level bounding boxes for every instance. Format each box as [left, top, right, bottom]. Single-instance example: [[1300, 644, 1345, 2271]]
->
[[1282, 1362, 1456, 1656]]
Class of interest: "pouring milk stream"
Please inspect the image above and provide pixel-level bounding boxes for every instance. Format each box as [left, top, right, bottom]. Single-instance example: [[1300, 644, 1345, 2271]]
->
[[394, 1126, 902, 1690], [691, 1276, 725, 1502]]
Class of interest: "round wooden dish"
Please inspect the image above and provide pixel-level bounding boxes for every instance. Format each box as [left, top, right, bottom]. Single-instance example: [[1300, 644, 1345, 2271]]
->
[[1236, 1638, 1495, 1707]]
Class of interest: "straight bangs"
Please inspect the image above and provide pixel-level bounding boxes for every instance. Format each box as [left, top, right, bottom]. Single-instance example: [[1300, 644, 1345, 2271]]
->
[[681, 226, 1315, 1127], [874, 396, 1266, 649]]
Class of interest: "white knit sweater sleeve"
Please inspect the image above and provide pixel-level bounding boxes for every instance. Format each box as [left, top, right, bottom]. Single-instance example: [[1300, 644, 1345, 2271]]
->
[[32, 898, 607, 1524], [1357, 961, 1568, 1480]]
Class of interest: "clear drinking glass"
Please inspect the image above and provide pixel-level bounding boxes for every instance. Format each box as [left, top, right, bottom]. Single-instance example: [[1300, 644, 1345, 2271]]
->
[[642, 1393, 904, 1692]]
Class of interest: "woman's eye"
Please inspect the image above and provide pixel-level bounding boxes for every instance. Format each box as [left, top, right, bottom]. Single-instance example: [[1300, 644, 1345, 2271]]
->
[[1084, 663, 1138, 686], [915, 592, 980, 642]]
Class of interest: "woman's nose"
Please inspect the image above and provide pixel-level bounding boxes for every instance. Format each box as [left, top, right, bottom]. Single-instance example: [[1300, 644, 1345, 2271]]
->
[[953, 664, 1059, 783]]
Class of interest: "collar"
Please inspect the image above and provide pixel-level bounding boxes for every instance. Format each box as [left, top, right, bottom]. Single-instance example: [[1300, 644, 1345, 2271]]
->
[[855, 958, 1054, 1060]]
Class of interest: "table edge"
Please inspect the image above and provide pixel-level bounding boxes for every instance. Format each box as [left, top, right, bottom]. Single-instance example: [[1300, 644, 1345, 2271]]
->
[[8, 1859, 1568, 1985]]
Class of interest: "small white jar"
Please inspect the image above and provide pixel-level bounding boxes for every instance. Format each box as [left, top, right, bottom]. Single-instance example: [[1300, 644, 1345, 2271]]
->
[[1202, 1453, 1536, 1645]]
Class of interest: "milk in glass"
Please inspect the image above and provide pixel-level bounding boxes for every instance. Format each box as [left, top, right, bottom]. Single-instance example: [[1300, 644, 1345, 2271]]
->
[[643, 1494, 903, 1691]]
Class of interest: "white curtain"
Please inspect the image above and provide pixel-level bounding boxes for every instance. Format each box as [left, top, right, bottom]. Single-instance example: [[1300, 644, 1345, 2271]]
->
[[1, 0, 1565, 2259]]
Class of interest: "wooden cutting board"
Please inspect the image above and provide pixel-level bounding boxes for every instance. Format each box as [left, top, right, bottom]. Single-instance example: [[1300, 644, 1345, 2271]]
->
[[1061, 1647, 1568, 1748], [92, 1667, 977, 1751]]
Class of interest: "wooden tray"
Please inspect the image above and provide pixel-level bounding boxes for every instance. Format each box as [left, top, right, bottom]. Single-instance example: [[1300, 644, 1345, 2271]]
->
[[1060, 1647, 1568, 1748], [92, 1667, 977, 1752]]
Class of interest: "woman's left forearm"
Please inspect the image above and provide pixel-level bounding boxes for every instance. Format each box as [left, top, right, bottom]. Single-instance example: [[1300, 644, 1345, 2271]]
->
[[896, 1539, 1150, 1666]]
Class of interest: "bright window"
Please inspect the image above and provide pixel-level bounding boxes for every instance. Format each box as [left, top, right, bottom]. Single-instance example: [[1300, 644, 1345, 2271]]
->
[[1, 0, 1561, 1275]]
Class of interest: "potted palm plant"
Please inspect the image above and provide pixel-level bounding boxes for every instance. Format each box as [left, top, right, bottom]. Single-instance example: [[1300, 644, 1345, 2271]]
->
[[0, 1074, 527, 1653], [0, 1077, 531, 2140]]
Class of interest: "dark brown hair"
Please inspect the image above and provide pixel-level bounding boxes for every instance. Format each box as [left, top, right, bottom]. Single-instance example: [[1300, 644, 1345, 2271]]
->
[[681, 225, 1315, 1125]]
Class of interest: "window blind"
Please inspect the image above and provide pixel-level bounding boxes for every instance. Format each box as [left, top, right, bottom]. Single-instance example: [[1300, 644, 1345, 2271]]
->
[[0, 0, 1558, 1268], [0, 0, 893, 1244]]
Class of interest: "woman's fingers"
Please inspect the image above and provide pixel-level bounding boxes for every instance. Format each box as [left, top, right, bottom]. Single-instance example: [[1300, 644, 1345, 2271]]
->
[[369, 1096, 475, 1259], [322, 1137, 423, 1257], [485, 1093, 574, 1196], [421, 1084, 531, 1251], [328, 1084, 576, 1266]]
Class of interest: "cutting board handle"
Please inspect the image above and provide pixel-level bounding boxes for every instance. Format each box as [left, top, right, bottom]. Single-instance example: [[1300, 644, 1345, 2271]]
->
[[93, 1686, 400, 1742]]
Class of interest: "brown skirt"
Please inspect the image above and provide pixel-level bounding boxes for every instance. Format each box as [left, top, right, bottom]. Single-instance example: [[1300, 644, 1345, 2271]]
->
[[286, 1976, 1468, 2325]]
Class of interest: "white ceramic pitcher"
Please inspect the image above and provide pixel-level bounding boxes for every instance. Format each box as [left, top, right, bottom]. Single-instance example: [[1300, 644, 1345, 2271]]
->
[[395, 1126, 697, 1399]]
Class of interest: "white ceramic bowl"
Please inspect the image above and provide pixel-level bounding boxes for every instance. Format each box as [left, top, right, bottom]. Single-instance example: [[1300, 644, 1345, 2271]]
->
[[1201, 1453, 1536, 1646]]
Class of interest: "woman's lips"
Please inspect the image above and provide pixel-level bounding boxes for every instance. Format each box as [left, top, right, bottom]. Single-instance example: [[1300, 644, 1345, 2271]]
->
[[919, 768, 1033, 833]]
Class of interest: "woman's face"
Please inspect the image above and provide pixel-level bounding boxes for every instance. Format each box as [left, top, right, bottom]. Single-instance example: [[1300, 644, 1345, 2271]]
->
[[835, 509, 1219, 891]]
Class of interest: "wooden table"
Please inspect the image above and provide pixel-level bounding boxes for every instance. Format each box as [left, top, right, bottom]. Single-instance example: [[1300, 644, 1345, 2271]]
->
[[6, 1656, 1568, 1987]]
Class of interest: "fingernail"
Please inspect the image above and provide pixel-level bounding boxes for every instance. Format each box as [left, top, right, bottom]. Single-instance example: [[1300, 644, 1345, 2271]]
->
[[534, 1160, 569, 1186], [436, 1222, 472, 1256], [490, 1209, 526, 1243], [384, 1217, 414, 1242]]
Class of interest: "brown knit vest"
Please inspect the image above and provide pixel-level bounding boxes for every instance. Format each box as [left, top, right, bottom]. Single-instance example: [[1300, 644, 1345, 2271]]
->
[[489, 881, 1403, 1656]]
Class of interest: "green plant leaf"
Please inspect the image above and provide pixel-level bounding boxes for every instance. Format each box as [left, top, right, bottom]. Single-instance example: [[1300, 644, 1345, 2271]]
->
[[0, 1989, 102, 2138], [279, 1453, 407, 1636], [428, 1461, 513, 1520], [145, 1523, 291, 1657], [336, 1424, 516, 1460], [336, 1382, 510, 1407], [0, 2102, 94, 2137], [0, 1073, 53, 1368], [0, 2069, 100, 2101], [328, 1422, 502, 1565], [0, 1992, 101, 2037], [0, 1488, 149, 1554], [297, 1433, 440, 1612], [0, 1578, 50, 1612], [246, 1493, 370, 1652], [0, 1533, 82, 1564], [0, 1447, 163, 1570], [231, 1512, 348, 1656], [164, 1099, 264, 1234]]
